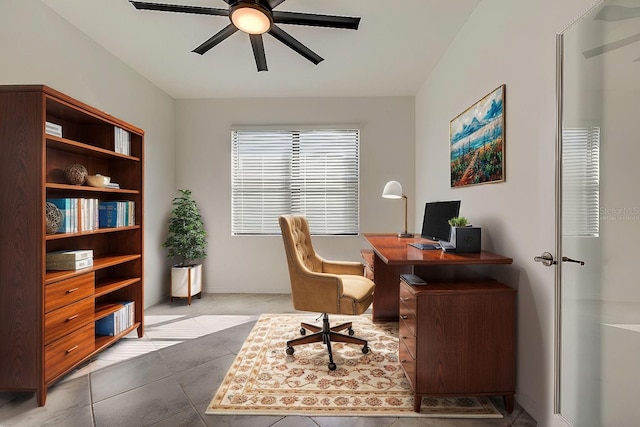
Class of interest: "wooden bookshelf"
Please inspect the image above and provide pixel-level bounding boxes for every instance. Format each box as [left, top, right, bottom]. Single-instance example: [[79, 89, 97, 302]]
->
[[0, 85, 144, 406]]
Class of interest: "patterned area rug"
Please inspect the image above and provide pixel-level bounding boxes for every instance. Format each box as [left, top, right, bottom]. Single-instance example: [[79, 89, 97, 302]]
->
[[206, 313, 502, 418]]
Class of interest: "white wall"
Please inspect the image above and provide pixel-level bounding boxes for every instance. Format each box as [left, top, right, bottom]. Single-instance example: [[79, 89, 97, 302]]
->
[[175, 97, 415, 293], [414, 0, 595, 424], [0, 0, 176, 307]]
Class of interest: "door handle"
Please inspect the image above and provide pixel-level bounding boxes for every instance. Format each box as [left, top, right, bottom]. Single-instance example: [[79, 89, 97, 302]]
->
[[534, 252, 585, 266], [561, 256, 585, 266], [534, 252, 555, 266]]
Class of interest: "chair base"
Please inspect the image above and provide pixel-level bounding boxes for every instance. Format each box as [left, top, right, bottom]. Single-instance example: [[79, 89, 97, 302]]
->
[[285, 313, 369, 370]]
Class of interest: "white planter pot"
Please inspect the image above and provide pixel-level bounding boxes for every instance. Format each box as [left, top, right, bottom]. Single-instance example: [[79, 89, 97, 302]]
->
[[171, 264, 202, 304]]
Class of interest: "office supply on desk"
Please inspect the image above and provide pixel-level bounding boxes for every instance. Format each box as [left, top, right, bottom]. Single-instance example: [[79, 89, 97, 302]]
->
[[450, 226, 481, 253], [438, 240, 456, 252], [400, 273, 427, 285], [420, 200, 461, 242], [382, 180, 413, 238], [409, 242, 440, 250]]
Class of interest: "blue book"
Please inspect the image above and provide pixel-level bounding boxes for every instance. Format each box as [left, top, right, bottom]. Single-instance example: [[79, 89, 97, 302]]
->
[[95, 313, 117, 336], [99, 201, 119, 228]]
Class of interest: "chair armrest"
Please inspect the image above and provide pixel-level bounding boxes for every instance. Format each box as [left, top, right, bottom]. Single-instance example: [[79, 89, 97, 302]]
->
[[290, 268, 344, 312], [322, 259, 364, 276]]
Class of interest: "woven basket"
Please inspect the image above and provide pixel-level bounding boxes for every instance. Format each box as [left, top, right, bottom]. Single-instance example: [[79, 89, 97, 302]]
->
[[64, 164, 87, 185], [45, 202, 63, 234]]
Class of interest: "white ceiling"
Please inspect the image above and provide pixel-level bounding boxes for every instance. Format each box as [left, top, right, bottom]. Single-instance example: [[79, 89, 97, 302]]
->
[[40, 0, 480, 99]]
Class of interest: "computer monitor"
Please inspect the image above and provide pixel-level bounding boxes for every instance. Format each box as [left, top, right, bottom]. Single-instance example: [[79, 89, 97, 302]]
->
[[420, 200, 461, 242]]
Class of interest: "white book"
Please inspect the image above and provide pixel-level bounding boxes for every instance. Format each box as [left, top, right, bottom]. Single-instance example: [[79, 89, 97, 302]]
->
[[46, 249, 94, 262], [46, 257, 93, 271], [45, 121, 62, 137]]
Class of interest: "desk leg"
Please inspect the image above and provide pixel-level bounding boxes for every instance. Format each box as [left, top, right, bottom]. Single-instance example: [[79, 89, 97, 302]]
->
[[413, 394, 422, 413], [371, 253, 411, 322], [503, 394, 514, 414]]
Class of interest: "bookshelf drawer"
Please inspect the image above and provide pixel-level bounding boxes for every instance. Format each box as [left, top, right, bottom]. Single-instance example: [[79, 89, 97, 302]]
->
[[45, 297, 94, 345], [45, 272, 94, 313], [45, 323, 94, 382]]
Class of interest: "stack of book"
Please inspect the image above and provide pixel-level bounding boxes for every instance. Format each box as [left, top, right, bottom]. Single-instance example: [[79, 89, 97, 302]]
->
[[46, 249, 93, 271], [45, 121, 62, 137], [114, 126, 131, 155], [95, 301, 135, 336], [47, 198, 100, 233], [99, 200, 135, 228]]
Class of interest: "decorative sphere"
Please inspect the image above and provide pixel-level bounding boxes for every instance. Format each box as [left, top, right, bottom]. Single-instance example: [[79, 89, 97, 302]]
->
[[65, 164, 87, 185], [45, 202, 63, 234]]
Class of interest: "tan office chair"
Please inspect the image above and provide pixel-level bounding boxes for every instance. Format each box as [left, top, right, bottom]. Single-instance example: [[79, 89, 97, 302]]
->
[[278, 215, 375, 370]]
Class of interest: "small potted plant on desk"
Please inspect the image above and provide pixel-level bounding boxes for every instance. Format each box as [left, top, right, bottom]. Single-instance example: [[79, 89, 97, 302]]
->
[[163, 189, 207, 305], [448, 216, 469, 243]]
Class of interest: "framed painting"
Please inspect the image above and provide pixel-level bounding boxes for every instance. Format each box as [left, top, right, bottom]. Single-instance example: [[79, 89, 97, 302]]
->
[[450, 85, 505, 187]]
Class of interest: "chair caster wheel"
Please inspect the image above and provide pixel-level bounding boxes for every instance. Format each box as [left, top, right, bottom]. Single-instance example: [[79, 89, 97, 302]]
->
[[362, 345, 369, 354], [300, 328, 306, 335], [286, 346, 294, 355], [348, 327, 355, 336], [328, 362, 337, 371]]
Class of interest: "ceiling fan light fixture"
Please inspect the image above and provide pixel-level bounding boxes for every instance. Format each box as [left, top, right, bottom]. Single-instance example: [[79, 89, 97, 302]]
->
[[230, 2, 272, 35]]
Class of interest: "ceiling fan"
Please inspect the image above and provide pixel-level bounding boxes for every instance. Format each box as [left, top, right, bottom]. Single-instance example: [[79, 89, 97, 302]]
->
[[130, 0, 361, 71]]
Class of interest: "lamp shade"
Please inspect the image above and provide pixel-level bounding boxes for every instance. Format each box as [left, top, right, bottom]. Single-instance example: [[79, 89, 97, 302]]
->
[[382, 180, 413, 238], [230, 2, 272, 34], [382, 181, 403, 199]]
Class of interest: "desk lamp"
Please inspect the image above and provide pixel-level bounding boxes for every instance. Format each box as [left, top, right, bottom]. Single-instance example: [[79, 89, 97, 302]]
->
[[382, 180, 413, 238]]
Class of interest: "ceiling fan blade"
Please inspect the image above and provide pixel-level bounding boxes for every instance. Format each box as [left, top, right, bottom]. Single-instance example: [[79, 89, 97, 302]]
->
[[266, 0, 287, 9], [193, 24, 238, 55], [594, 6, 640, 21], [272, 10, 360, 30], [249, 34, 268, 71], [268, 25, 323, 65], [130, 1, 229, 17]]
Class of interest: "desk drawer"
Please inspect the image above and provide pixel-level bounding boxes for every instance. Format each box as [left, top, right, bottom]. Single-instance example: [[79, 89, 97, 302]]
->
[[45, 273, 94, 313], [399, 320, 416, 359], [399, 339, 416, 390], [45, 323, 94, 382], [45, 297, 94, 345], [399, 283, 416, 314]]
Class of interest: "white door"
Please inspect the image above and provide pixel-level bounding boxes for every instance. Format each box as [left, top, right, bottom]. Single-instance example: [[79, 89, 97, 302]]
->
[[553, 1, 640, 425]]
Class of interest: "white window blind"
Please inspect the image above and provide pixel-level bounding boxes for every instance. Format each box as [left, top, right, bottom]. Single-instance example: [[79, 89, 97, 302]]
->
[[562, 127, 600, 237], [232, 129, 360, 235]]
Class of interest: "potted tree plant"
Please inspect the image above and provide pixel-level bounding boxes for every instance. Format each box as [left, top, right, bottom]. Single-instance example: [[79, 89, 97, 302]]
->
[[163, 189, 207, 304]]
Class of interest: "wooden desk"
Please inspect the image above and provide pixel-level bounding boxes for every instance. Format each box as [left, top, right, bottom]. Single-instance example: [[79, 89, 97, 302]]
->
[[362, 234, 513, 322], [363, 234, 516, 413]]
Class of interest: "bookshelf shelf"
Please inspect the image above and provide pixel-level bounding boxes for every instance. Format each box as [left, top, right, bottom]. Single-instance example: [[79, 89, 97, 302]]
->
[[45, 225, 141, 241], [95, 277, 141, 298], [0, 85, 144, 406], [45, 183, 140, 194], [46, 135, 140, 161], [94, 322, 141, 353], [44, 254, 142, 284]]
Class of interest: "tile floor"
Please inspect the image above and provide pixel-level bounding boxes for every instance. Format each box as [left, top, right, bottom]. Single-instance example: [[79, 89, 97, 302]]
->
[[0, 294, 537, 426]]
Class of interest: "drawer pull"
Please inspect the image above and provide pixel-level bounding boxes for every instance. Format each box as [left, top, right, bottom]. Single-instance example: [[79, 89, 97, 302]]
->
[[66, 345, 79, 354], [401, 297, 409, 302], [66, 287, 79, 294], [401, 359, 407, 363], [400, 315, 408, 319], [66, 314, 79, 322]]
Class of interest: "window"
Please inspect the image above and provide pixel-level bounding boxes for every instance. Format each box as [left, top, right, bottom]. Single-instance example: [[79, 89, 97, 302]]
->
[[231, 129, 360, 235], [562, 126, 600, 237]]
